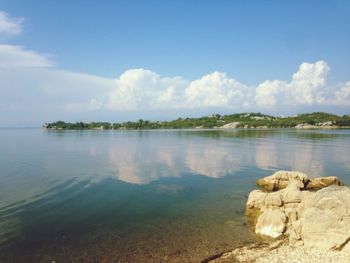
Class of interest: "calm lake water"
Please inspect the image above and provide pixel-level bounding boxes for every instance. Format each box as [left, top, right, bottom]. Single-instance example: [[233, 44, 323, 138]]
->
[[0, 128, 350, 262]]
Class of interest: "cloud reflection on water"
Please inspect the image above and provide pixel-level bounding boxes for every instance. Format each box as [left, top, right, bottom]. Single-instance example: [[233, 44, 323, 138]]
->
[[104, 130, 350, 185], [1, 129, 350, 208]]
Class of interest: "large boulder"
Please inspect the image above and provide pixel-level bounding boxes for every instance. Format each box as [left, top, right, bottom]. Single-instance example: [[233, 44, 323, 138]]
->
[[246, 189, 282, 228], [292, 186, 350, 250], [256, 171, 343, 192], [246, 171, 350, 251]]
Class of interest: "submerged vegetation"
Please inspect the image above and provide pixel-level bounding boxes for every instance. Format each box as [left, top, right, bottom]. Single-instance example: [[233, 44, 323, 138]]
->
[[44, 112, 350, 130]]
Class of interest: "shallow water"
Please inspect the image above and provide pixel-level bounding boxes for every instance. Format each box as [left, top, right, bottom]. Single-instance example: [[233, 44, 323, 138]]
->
[[0, 128, 349, 262]]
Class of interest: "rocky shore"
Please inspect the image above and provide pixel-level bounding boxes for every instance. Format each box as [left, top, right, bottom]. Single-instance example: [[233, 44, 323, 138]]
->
[[210, 171, 350, 263]]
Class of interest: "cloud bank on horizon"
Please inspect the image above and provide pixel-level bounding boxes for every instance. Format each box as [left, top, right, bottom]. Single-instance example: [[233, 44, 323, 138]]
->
[[0, 10, 349, 126]]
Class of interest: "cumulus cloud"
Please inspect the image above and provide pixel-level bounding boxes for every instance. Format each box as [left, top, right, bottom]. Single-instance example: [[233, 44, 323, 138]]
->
[[334, 81, 350, 106], [0, 11, 23, 38], [255, 61, 330, 107], [254, 80, 287, 107], [185, 72, 249, 107], [106, 70, 252, 111], [106, 68, 188, 110], [105, 61, 346, 112]]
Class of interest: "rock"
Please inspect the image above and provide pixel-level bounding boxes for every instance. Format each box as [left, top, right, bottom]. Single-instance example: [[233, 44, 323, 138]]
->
[[255, 209, 287, 238], [265, 191, 283, 207], [284, 207, 298, 224], [246, 171, 350, 251], [299, 207, 350, 250], [295, 123, 316, 129], [298, 185, 350, 217], [246, 190, 267, 227], [317, 121, 333, 126], [283, 180, 303, 204], [342, 242, 350, 253], [288, 220, 303, 246], [246, 190, 267, 209], [219, 122, 240, 129], [294, 186, 350, 250], [256, 170, 308, 191], [306, 176, 344, 190], [246, 190, 283, 228], [256, 171, 343, 192]]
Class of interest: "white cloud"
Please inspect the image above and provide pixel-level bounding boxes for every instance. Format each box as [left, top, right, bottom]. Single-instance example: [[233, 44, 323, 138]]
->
[[255, 80, 287, 107], [106, 70, 252, 111], [334, 81, 350, 106], [0, 44, 53, 68], [105, 61, 344, 113], [0, 11, 23, 37], [255, 61, 330, 107], [105, 62, 341, 112], [290, 61, 329, 104], [0, 45, 115, 125], [184, 71, 249, 108], [0, 67, 114, 105], [106, 68, 188, 110]]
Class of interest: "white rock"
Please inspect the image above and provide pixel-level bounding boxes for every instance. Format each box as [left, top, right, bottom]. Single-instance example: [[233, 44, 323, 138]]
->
[[283, 180, 303, 204], [246, 172, 350, 252], [265, 191, 283, 208], [219, 122, 240, 129], [255, 209, 287, 238], [300, 207, 350, 250], [257, 170, 308, 191], [296, 186, 350, 250], [246, 190, 267, 209]]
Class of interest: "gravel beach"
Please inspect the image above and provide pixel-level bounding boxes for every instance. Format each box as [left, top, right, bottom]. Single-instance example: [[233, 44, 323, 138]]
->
[[213, 241, 350, 263]]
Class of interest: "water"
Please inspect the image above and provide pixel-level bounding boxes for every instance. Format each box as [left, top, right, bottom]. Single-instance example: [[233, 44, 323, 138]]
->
[[0, 128, 349, 262]]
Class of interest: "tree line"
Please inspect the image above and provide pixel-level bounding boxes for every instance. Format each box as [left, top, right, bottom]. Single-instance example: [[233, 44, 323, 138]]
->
[[44, 112, 350, 130]]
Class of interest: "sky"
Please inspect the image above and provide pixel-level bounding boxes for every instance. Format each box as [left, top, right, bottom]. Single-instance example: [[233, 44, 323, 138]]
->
[[0, 0, 349, 126]]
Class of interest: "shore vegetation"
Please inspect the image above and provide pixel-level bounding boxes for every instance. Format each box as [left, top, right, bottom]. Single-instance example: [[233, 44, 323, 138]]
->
[[44, 112, 350, 130]]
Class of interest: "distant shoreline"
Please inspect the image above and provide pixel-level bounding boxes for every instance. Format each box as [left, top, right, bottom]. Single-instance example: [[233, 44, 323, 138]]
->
[[43, 126, 350, 131], [44, 112, 350, 130]]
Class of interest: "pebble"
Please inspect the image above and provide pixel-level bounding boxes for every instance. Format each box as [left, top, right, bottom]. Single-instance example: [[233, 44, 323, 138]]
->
[[256, 246, 350, 263]]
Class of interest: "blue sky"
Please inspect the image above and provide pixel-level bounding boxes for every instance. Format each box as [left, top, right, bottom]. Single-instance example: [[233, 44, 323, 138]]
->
[[0, 1, 349, 126]]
